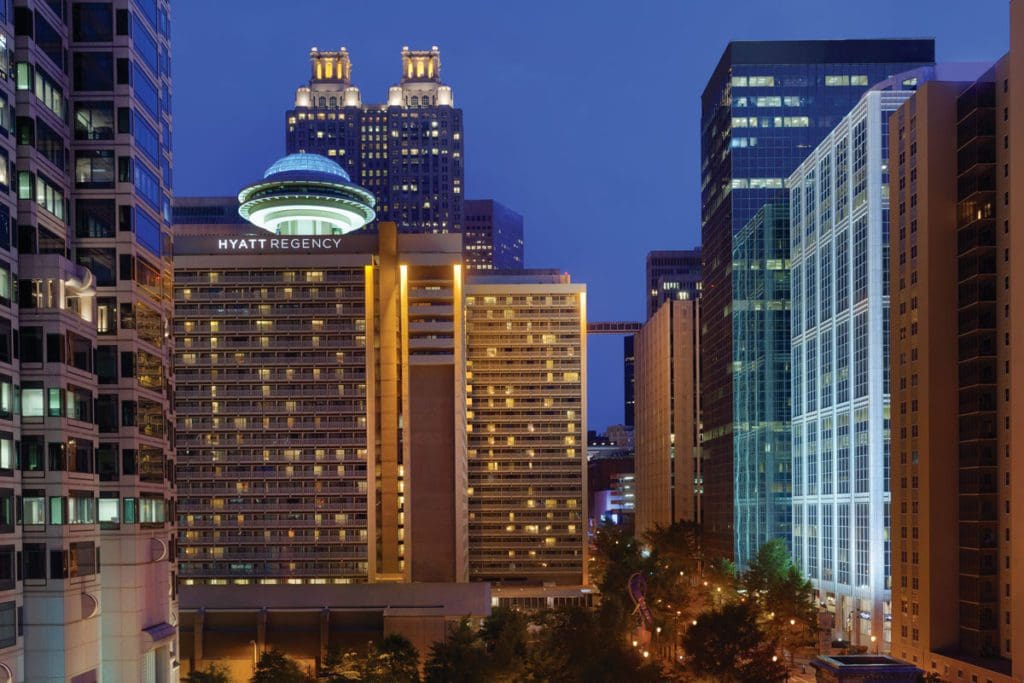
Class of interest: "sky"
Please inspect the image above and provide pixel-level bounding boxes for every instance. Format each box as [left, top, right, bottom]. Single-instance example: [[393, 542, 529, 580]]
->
[[172, 0, 1008, 431]]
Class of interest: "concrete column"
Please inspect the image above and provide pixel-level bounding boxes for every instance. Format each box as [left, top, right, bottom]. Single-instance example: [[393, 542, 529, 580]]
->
[[319, 608, 330, 670], [194, 608, 205, 666], [257, 608, 268, 653]]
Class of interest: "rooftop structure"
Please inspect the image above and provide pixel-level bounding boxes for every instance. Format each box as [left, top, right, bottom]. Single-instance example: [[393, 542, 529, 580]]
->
[[238, 153, 376, 235]]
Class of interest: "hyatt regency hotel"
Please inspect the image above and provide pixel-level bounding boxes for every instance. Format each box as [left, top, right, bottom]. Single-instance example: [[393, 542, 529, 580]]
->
[[173, 153, 587, 677]]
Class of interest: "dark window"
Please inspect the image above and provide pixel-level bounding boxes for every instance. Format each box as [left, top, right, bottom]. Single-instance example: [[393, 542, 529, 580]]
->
[[120, 351, 134, 378], [121, 400, 135, 427], [73, 101, 114, 140], [0, 490, 12, 533], [0, 546, 14, 590], [69, 440, 92, 473], [33, 12, 64, 70], [115, 9, 128, 35], [49, 549, 67, 579], [75, 199, 116, 238], [73, 52, 113, 91], [122, 448, 136, 476], [0, 601, 14, 647], [69, 541, 96, 577], [132, 63, 159, 118], [13, 8, 32, 36], [46, 333, 63, 364], [75, 150, 114, 188], [69, 332, 91, 372], [36, 118, 65, 171], [95, 394, 117, 433], [131, 14, 158, 73], [38, 226, 64, 256], [95, 346, 116, 383], [16, 116, 34, 146], [20, 436, 44, 472], [76, 248, 115, 286], [23, 543, 46, 580], [72, 3, 113, 42], [20, 327, 42, 363], [96, 443, 117, 481], [47, 442, 65, 471]]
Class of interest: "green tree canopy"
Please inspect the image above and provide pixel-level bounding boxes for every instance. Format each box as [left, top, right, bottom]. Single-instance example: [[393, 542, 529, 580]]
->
[[249, 649, 314, 683], [682, 600, 787, 683], [423, 618, 488, 683], [478, 607, 529, 681], [524, 605, 664, 683], [184, 663, 231, 683], [362, 634, 420, 682]]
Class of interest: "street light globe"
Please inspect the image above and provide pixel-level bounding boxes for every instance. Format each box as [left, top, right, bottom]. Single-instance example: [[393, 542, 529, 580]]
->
[[642, 651, 649, 658], [632, 640, 638, 647]]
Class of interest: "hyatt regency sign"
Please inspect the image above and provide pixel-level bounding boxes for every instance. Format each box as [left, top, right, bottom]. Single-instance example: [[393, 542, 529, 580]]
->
[[174, 232, 378, 256], [217, 236, 346, 251]]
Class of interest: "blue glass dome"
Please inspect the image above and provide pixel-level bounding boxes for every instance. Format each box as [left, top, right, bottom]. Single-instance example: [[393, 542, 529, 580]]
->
[[262, 153, 351, 182]]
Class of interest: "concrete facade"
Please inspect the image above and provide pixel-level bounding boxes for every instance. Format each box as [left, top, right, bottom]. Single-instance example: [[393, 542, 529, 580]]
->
[[890, 5, 1022, 680], [633, 299, 700, 538]]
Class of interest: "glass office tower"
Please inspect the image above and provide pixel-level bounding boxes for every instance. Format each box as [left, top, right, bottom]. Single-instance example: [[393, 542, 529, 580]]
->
[[699, 39, 933, 564], [789, 85, 921, 651], [732, 203, 790, 566]]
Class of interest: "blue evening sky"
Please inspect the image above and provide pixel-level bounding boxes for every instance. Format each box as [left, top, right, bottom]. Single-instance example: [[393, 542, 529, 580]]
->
[[172, 0, 1008, 431]]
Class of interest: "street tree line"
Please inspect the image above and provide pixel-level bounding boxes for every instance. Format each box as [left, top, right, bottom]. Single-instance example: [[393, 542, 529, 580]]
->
[[185, 521, 819, 682], [592, 521, 819, 682]]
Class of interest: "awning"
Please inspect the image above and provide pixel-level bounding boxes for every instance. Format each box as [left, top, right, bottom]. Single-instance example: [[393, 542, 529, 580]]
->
[[142, 622, 177, 642]]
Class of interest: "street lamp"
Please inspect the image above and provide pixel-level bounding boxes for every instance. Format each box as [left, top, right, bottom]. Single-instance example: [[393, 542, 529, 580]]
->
[[871, 635, 878, 654]]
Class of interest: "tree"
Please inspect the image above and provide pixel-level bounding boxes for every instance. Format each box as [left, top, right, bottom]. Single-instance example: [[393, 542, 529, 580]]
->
[[362, 634, 420, 683], [743, 539, 819, 666], [524, 605, 664, 683], [184, 664, 231, 683], [321, 647, 363, 682], [478, 607, 528, 681], [249, 649, 314, 683], [682, 601, 787, 683], [423, 618, 488, 683]]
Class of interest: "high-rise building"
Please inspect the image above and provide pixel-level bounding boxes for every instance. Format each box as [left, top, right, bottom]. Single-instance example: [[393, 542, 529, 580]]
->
[[645, 249, 701, 319], [627, 249, 701, 433], [463, 199, 524, 271], [285, 46, 464, 235], [700, 39, 934, 563], [173, 154, 591, 670], [175, 154, 467, 587], [633, 299, 700, 538], [0, 2, 181, 681], [464, 271, 588, 588], [731, 203, 791, 566], [623, 334, 635, 428], [890, 5, 1022, 679], [789, 83, 924, 651]]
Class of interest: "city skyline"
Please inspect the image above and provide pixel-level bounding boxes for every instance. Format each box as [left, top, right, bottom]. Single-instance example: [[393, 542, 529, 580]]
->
[[172, 0, 1008, 429]]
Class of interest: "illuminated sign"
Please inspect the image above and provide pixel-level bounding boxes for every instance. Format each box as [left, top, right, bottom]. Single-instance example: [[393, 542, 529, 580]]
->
[[216, 236, 346, 251]]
